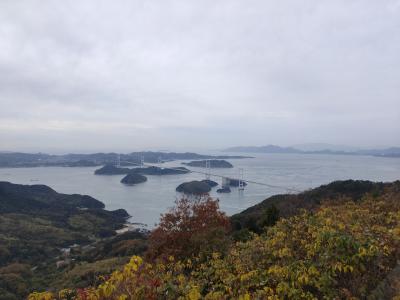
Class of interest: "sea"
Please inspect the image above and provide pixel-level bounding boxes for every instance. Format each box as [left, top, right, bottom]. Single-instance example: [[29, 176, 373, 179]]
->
[[1, 153, 399, 227]]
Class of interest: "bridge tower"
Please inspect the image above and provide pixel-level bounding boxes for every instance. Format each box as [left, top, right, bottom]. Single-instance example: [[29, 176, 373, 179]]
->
[[205, 159, 211, 180], [222, 177, 230, 188], [116, 154, 121, 167], [238, 168, 245, 191], [140, 155, 145, 168]]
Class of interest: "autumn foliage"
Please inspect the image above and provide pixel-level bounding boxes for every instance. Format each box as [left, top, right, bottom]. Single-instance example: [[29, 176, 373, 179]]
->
[[29, 182, 400, 299], [146, 197, 231, 260]]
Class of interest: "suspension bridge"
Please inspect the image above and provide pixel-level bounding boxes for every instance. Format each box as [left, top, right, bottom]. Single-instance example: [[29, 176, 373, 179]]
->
[[117, 154, 301, 193]]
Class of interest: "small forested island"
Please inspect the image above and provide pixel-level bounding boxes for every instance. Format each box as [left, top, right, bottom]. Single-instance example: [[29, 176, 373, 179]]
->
[[176, 180, 215, 194], [217, 186, 231, 193], [201, 179, 218, 187], [95, 165, 190, 176], [120, 173, 147, 185], [94, 164, 131, 175], [182, 159, 233, 168], [130, 166, 190, 175]]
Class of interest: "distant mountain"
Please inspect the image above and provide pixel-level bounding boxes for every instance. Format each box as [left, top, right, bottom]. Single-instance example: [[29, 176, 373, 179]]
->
[[224, 145, 400, 158], [291, 143, 361, 152], [356, 147, 400, 157], [225, 145, 301, 154]]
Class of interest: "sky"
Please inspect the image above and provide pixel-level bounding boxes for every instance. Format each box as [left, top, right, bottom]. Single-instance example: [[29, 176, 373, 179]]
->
[[0, 0, 399, 153]]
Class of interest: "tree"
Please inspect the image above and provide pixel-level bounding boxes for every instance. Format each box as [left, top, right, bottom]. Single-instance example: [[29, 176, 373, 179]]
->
[[258, 204, 279, 229], [146, 197, 231, 260]]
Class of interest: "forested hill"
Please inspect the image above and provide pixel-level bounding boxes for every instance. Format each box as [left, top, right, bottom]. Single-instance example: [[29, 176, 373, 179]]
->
[[231, 179, 397, 232], [29, 179, 400, 299], [0, 181, 104, 213], [0, 182, 135, 299]]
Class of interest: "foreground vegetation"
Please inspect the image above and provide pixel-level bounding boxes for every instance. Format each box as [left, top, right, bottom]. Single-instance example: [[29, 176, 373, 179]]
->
[[29, 180, 400, 299]]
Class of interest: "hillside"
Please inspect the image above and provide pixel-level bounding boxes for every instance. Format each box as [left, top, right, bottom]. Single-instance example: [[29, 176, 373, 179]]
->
[[0, 182, 146, 300], [231, 180, 389, 232], [29, 179, 400, 299]]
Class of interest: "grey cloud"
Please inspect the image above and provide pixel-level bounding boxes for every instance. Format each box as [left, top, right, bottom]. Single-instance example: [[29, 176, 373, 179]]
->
[[0, 0, 399, 152]]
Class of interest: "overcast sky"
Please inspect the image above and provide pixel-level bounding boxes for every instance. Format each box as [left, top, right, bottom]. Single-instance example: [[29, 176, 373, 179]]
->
[[0, 1, 399, 153]]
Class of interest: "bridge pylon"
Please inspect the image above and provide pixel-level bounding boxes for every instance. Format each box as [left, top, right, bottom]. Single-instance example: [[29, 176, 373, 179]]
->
[[238, 168, 245, 191], [116, 154, 121, 167], [222, 177, 230, 188], [205, 159, 211, 180], [140, 155, 145, 168]]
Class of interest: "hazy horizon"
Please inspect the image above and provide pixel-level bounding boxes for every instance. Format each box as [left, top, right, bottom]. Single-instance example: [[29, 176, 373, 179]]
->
[[1, 142, 399, 156], [1, 1, 399, 152]]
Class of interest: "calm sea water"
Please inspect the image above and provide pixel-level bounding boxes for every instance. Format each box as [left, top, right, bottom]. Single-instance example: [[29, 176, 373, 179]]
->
[[1, 153, 399, 227]]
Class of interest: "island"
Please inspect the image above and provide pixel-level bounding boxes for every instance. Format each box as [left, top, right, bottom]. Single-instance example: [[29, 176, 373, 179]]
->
[[182, 159, 233, 168], [176, 181, 212, 194], [130, 166, 190, 175], [120, 173, 148, 185], [202, 179, 219, 187], [94, 164, 131, 175], [94, 165, 190, 176], [217, 187, 231, 193]]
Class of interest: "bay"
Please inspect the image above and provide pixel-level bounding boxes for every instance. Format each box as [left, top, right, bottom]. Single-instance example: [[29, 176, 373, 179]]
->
[[0, 153, 399, 227]]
